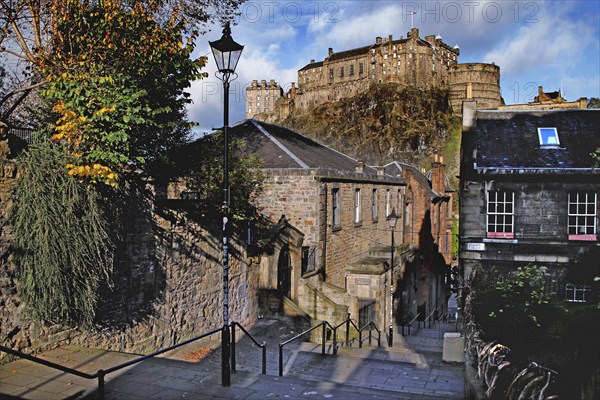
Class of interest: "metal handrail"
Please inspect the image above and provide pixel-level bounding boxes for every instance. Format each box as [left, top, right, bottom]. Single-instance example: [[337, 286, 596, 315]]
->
[[230, 321, 267, 374], [0, 326, 224, 400], [402, 312, 422, 336], [424, 309, 436, 329], [358, 321, 381, 348], [278, 321, 333, 376], [329, 317, 381, 354]]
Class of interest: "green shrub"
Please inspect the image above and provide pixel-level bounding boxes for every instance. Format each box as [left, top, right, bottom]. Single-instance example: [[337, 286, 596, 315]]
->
[[9, 140, 114, 326]]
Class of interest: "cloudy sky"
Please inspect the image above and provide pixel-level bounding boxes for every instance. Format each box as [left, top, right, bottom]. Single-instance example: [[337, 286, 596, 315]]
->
[[188, 0, 600, 136]]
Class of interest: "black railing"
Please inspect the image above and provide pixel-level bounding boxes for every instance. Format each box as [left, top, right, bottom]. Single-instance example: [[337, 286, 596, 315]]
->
[[0, 325, 228, 400], [278, 321, 333, 376], [278, 317, 381, 376], [424, 309, 437, 329], [401, 313, 422, 336], [329, 316, 381, 354], [230, 321, 267, 374]]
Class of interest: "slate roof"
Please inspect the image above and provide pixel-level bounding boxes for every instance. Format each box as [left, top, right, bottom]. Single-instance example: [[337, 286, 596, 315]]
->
[[299, 60, 324, 71], [327, 45, 373, 62], [474, 110, 600, 172], [227, 120, 380, 174]]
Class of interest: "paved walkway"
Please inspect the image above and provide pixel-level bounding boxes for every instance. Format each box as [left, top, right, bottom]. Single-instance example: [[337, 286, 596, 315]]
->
[[0, 319, 464, 399]]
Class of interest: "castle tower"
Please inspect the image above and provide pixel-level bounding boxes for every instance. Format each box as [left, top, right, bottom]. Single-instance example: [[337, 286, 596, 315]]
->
[[448, 63, 501, 115], [246, 79, 283, 119]]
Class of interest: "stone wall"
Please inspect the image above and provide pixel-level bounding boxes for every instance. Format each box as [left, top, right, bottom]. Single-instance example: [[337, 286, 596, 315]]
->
[[0, 163, 259, 362]]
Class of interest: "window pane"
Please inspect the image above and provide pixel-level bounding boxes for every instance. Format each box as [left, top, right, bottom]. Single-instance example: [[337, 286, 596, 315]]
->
[[569, 204, 577, 214]]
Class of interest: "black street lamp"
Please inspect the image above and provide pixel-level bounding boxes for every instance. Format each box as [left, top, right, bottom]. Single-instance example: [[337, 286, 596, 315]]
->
[[209, 22, 244, 387], [387, 208, 400, 347]]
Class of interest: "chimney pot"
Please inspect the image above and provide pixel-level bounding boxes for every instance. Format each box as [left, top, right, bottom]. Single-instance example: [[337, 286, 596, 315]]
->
[[328, 48, 334, 56]]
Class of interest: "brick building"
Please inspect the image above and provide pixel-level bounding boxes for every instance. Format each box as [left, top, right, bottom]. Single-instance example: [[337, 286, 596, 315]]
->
[[459, 102, 600, 302]]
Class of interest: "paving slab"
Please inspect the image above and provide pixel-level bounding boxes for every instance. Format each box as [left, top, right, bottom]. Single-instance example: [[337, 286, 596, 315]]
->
[[1, 320, 465, 399]]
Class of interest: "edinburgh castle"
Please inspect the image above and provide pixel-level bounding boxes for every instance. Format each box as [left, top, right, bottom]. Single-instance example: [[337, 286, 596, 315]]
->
[[246, 28, 502, 121]]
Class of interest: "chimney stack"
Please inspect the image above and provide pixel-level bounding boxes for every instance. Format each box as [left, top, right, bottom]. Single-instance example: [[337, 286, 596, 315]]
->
[[431, 153, 446, 194], [356, 161, 365, 173]]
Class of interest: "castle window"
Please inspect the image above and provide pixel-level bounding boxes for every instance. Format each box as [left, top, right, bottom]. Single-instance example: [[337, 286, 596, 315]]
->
[[393, 45, 396, 50], [248, 108, 252, 113], [359, 63, 364, 74], [384, 54, 388, 60], [393, 53, 396, 58], [340, 66, 344, 78], [350, 65, 354, 76], [568, 192, 597, 240], [487, 190, 514, 239], [329, 68, 333, 80], [537, 127, 560, 146]]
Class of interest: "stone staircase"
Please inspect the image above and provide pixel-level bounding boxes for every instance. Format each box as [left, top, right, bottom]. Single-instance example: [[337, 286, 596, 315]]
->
[[229, 318, 464, 399]]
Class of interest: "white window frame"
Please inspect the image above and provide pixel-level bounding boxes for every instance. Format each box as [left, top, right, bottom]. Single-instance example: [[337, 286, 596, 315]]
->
[[565, 283, 591, 303], [537, 127, 560, 146], [354, 188, 362, 225], [568, 192, 597, 241], [385, 189, 391, 217], [487, 191, 515, 239], [332, 187, 341, 228]]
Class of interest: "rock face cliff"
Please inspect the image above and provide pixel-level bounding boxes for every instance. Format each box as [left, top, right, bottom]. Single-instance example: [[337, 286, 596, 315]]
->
[[269, 83, 459, 169]]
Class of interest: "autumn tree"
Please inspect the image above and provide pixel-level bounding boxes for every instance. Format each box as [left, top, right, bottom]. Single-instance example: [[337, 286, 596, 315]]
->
[[0, 0, 243, 127], [6, 0, 245, 325]]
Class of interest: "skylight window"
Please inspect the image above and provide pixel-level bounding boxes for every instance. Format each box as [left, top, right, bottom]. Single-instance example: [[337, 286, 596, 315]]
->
[[537, 127, 560, 146]]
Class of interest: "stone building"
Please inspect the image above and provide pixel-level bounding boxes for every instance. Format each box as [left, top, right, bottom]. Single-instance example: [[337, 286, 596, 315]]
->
[[246, 79, 284, 119], [247, 28, 467, 121], [459, 102, 600, 302], [385, 158, 454, 321], [497, 86, 588, 112], [178, 119, 455, 336], [246, 28, 506, 121]]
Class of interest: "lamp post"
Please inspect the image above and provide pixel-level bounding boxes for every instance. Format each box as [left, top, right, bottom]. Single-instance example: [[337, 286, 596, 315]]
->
[[387, 208, 400, 347], [209, 22, 244, 387]]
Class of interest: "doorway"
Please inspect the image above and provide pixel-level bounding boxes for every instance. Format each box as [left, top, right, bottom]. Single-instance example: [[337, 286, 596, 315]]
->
[[277, 245, 291, 298]]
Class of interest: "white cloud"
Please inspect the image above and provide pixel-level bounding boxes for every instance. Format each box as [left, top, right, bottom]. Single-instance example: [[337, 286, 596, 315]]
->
[[483, 6, 595, 73]]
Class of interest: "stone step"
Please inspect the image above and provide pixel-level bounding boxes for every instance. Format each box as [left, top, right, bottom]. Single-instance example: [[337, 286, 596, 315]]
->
[[297, 342, 429, 367], [282, 344, 464, 399]]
